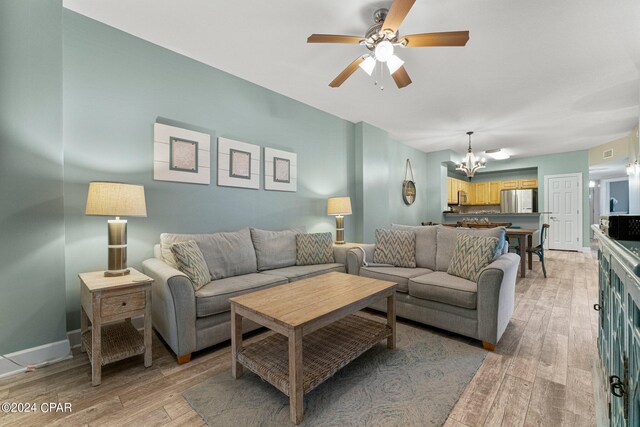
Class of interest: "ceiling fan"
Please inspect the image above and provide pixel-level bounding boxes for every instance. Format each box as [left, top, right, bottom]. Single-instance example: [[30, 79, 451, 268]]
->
[[307, 0, 469, 89]]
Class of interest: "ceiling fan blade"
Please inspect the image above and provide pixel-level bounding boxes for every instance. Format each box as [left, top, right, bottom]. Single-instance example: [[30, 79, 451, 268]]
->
[[329, 56, 366, 88], [307, 34, 364, 44], [391, 66, 412, 89], [401, 31, 470, 47], [382, 0, 416, 33]]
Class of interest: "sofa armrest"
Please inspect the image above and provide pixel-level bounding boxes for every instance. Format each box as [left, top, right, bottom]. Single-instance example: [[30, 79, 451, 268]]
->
[[332, 245, 352, 267], [142, 258, 197, 357], [345, 244, 376, 275], [476, 253, 520, 345]]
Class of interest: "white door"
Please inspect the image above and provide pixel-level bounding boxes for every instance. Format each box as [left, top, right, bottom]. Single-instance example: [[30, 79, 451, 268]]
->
[[546, 174, 581, 251]]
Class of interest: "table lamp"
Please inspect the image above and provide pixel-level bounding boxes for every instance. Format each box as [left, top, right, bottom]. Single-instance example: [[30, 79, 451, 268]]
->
[[85, 182, 147, 277], [327, 197, 352, 244]]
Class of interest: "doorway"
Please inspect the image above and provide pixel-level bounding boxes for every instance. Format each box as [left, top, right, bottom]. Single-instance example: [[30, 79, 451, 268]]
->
[[544, 173, 582, 251]]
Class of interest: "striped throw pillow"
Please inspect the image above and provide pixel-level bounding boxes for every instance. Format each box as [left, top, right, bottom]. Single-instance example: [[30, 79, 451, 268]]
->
[[296, 233, 334, 265], [447, 234, 499, 282], [373, 229, 416, 268], [170, 240, 211, 290]]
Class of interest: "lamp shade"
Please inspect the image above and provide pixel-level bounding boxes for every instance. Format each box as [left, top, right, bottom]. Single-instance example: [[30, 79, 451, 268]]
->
[[327, 197, 352, 216], [85, 182, 147, 217]]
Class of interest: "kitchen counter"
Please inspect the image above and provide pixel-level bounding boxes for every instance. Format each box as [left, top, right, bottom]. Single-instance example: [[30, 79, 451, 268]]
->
[[443, 212, 542, 216]]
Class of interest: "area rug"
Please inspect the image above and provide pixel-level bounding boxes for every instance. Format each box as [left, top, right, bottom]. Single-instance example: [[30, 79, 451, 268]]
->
[[183, 319, 486, 427]]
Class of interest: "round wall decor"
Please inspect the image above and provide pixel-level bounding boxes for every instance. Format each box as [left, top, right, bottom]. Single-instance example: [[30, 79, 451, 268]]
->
[[402, 159, 416, 205]]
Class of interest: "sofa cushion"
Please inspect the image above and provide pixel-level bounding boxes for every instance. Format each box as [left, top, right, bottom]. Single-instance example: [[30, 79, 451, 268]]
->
[[170, 240, 211, 290], [360, 266, 433, 293], [391, 224, 437, 270], [195, 273, 288, 317], [251, 227, 305, 271], [296, 232, 334, 265], [373, 229, 416, 268], [160, 232, 211, 268], [447, 234, 499, 282], [198, 228, 258, 280], [262, 263, 344, 282], [408, 272, 477, 309], [435, 225, 506, 271]]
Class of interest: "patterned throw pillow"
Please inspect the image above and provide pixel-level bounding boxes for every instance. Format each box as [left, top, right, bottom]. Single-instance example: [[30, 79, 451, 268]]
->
[[296, 233, 335, 266], [447, 234, 499, 282], [170, 240, 211, 290], [373, 229, 416, 268]]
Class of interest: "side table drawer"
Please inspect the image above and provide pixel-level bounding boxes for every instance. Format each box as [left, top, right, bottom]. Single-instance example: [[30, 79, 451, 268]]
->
[[101, 291, 145, 317]]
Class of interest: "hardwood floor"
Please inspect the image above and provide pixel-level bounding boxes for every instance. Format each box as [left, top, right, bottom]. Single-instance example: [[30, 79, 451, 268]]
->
[[447, 249, 599, 427], [0, 250, 598, 426]]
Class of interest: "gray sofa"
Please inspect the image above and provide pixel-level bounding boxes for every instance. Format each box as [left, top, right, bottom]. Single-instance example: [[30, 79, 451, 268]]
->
[[142, 227, 350, 363], [346, 224, 520, 349]]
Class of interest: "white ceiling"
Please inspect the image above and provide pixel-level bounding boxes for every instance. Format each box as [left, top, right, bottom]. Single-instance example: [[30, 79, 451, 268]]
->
[[63, 0, 640, 158]]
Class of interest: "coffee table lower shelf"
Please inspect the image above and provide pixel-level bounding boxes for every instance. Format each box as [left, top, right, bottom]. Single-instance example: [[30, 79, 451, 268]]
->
[[236, 314, 391, 396]]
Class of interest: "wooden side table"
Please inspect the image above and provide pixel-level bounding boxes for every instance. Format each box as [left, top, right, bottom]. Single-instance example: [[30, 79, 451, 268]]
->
[[79, 268, 153, 386]]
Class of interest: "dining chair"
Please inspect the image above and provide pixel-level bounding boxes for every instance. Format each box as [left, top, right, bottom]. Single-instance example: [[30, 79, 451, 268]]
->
[[526, 224, 550, 278]]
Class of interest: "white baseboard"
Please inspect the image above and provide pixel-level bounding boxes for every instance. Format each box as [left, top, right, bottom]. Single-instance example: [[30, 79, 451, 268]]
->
[[67, 316, 145, 349], [581, 246, 592, 253], [0, 339, 72, 379]]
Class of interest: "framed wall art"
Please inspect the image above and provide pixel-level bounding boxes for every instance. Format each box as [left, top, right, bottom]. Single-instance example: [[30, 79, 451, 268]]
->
[[217, 137, 260, 189], [154, 123, 211, 184], [264, 147, 297, 192]]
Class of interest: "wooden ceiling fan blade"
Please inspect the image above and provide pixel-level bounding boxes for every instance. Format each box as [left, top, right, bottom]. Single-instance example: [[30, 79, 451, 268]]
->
[[329, 56, 366, 88], [307, 34, 364, 44], [401, 31, 470, 47], [391, 66, 412, 89], [382, 0, 416, 33]]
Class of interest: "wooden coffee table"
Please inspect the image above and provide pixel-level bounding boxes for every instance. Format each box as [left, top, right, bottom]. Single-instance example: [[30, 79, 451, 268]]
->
[[229, 271, 397, 424]]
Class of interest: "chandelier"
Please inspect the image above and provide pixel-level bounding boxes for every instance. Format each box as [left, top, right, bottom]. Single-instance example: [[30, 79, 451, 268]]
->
[[456, 131, 486, 178]]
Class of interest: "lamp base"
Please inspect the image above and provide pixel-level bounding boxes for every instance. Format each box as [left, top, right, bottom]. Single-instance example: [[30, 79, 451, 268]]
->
[[335, 215, 345, 245], [104, 269, 130, 277], [107, 218, 128, 277]]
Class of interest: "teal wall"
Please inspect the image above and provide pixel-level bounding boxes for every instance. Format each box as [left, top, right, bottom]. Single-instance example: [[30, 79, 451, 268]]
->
[[428, 150, 591, 246], [62, 11, 358, 329], [449, 167, 538, 182], [425, 150, 459, 222], [354, 123, 430, 242], [0, 0, 68, 354]]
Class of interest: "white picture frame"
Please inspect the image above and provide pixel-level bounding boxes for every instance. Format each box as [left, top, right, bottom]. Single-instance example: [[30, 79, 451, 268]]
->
[[217, 137, 260, 189], [264, 147, 297, 192], [154, 123, 211, 184]]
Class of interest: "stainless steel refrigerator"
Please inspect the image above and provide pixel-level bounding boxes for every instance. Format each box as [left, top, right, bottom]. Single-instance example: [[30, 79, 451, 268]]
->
[[500, 189, 538, 213]]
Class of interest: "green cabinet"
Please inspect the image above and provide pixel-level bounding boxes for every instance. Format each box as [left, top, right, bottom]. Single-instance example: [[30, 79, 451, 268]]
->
[[595, 228, 640, 426]]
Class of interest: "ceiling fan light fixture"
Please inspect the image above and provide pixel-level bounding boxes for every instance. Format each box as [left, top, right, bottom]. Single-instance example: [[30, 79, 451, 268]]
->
[[484, 148, 510, 160], [359, 55, 376, 76], [386, 54, 404, 74], [374, 40, 394, 62]]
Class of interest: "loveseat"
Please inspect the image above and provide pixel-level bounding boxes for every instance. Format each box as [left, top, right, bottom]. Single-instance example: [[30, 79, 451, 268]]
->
[[346, 224, 520, 349], [142, 227, 350, 363]]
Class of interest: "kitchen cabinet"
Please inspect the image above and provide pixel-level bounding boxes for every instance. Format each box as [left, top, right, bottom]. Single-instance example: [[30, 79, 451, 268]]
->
[[501, 179, 538, 190], [474, 182, 489, 204], [447, 178, 458, 204], [447, 177, 536, 205], [489, 182, 501, 204], [501, 180, 519, 190]]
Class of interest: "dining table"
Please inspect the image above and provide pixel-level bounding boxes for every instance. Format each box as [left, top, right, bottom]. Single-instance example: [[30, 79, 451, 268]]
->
[[505, 228, 536, 278]]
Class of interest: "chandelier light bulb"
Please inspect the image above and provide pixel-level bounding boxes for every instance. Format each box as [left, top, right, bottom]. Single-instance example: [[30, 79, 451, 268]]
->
[[374, 40, 394, 62]]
